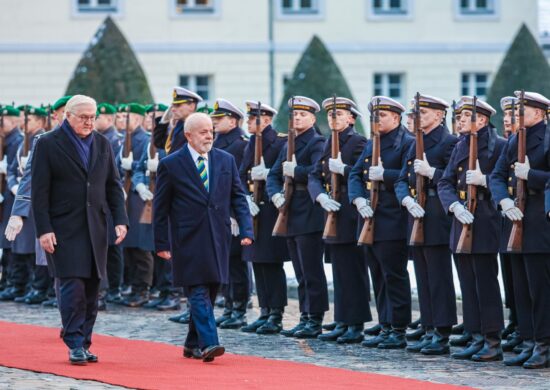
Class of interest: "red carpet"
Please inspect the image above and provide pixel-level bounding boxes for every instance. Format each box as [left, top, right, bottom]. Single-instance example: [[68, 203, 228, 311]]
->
[[0, 321, 470, 389]]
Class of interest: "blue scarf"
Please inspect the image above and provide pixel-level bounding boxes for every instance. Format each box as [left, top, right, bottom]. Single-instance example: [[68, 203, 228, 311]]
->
[[62, 119, 94, 170]]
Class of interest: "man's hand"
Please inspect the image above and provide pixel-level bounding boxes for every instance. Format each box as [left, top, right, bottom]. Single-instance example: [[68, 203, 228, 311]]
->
[[160, 108, 173, 125], [271, 193, 285, 209], [514, 156, 530, 180], [40, 232, 57, 254], [282, 155, 297, 178], [500, 198, 523, 221], [450, 202, 474, 225], [246, 195, 260, 217], [402, 196, 425, 218], [157, 251, 171, 260], [414, 153, 436, 179], [466, 160, 486, 187], [328, 152, 346, 176], [136, 183, 154, 202], [121, 152, 133, 171], [316, 193, 341, 212], [353, 197, 374, 219], [369, 160, 384, 182], [5, 216, 23, 241], [147, 152, 159, 173], [10, 184, 19, 196], [251, 157, 269, 181], [241, 238, 253, 246], [114, 225, 128, 245]]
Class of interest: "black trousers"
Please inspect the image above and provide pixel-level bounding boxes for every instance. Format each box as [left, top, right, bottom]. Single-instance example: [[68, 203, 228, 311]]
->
[[287, 232, 328, 314], [0, 249, 12, 287], [10, 253, 34, 291], [123, 247, 153, 292], [454, 254, 504, 335], [412, 245, 457, 328], [106, 245, 123, 293], [252, 262, 287, 309], [222, 252, 250, 305], [59, 274, 100, 349], [32, 265, 52, 292], [510, 254, 550, 341], [499, 253, 517, 324], [331, 243, 371, 325], [365, 240, 411, 328], [152, 252, 180, 295], [365, 247, 389, 325]]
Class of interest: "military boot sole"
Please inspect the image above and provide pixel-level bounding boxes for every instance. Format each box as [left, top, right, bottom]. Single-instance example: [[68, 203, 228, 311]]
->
[[471, 353, 503, 362], [378, 341, 407, 349], [421, 346, 450, 355]]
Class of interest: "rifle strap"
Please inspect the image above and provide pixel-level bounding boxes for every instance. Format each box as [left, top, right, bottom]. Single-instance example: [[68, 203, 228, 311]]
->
[[488, 127, 497, 159]]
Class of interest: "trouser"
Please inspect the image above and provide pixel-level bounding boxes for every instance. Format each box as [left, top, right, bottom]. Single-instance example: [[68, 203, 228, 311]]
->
[[223, 252, 250, 305], [184, 284, 219, 350], [454, 253, 504, 335], [365, 247, 390, 325], [365, 240, 411, 328], [153, 252, 180, 296], [32, 265, 52, 292], [500, 253, 517, 324], [10, 253, 34, 291], [252, 262, 287, 309], [412, 245, 457, 328], [510, 253, 550, 341], [286, 232, 328, 314], [106, 245, 123, 293], [123, 247, 154, 293], [0, 249, 12, 287]]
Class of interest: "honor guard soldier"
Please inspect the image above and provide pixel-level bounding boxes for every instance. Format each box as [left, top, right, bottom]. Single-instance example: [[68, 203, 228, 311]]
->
[[153, 87, 202, 155], [266, 96, 328, 338], [0, 106, 23, 297], [144, 104, 167, 132], [118, 103, 155, 307], [209, 98, 250, 329], [438, 96, 506, 362], [239, 101, 289, 334], [115, 104, 127, 133], [395, 94, 459, 355], [309, 97, 369, 343], [490, 91, 550, 369], [349, 96, 415, 349]]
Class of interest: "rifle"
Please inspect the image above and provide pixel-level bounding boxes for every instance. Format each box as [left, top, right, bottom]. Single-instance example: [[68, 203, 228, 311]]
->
[[358, 99, 381, 245], [409, 92, 425, 246], [0, 109, 4, 220], [139, 107, 158, 224], [456, 96, 479, 253], [272, 97, 295, 236], [123, 106, 132, 206], [507, 91, 526, 252], [323, 95, 340, 239], [252, 101, 263, 237], [451, 100, 457, 135], [22, 107, 30, 157], [46, 104, 52, 131]]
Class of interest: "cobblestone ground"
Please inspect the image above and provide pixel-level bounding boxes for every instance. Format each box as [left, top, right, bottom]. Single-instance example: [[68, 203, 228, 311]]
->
[[0, 298, 548, 389]]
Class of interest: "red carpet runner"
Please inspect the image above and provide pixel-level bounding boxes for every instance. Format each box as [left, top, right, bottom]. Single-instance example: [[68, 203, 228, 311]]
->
[[0, 321, 470, 389]]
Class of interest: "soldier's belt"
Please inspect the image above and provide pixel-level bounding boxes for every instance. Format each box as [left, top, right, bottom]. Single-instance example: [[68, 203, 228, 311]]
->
[[294, 183, 308, 191], [325, 184, 348, 194], [410, 188, 437, 197], [459, 191, 487, 201], [366, 182, 387, 192], [507, 186, 542, 197]]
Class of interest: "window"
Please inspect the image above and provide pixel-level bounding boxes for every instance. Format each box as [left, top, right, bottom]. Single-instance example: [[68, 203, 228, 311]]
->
[[179, 75, 212, 102], [281, 0, 319, 14], [373, 73, 403, 99], [76, 0, 118, 13], [461, 73, 489, 98], [459, 0, 495, 15], [174, 0, 216, 14], [372, 0, 408, 15]]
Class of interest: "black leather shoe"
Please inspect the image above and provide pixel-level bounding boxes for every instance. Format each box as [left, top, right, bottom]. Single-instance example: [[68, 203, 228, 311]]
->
[[364, 323, 382, 336], [408, 318, 421, 330], [406, 331, 434, 353], [97, 298, 107, 311], [215, 296, 225, 308], [241, 308, 269, 333], [202, 345, 225, 362], [378, 329, 407, 349], [281, 313, 308, 337], [42, 297, 58, 307], [123, 292, 149, 308], [513, 341, 527, 354], [406, 326, 426, 341], [183, 346, 202, 359], [501, 322, 517, 340], [105, 292, 124, 304], [294, 314, 323, 339], [256, 309, 284, 335], [523, 341, 550, 369], [24, 290, 49, 304], [452, 323, 465, 335], [322, 322, 337, 331], [502, 332, 523, 352], [504, 340, 535, 366], [421, 330, 450, 355], [220, 301, 247, 329], [69, 347, 88, 365], [169, 310, 189, 324], [450, 331, 473, 347], [337, 324, 364, 344], [157, 296, 181, 311], [362, 327, 391, 348], [471, 335, 503, 362], [451, 333, 484, 360], [215, 306, 232, 327], [14, 289, 33, 303], [0, 287, 25, 301], [318, 323, 347, 342], [143, 296, 165, 309], [84, 349, 98, 363]]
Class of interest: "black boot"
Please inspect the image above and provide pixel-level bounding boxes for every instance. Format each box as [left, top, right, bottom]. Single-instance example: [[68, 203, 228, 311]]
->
[[362, 326, 391, 348], [450, 331, 473, 347], [406, 328, 434, 353], [215, 302, 232, 327], [502, 331, 523, 352], [408, 318, 421, 330], [523, 341, 550, 369], [322, 322, 337, 331], [337, 324, 364, 344], [318, 322, 347, 342], [451, 333, 484, 360], [14, 289, 33, 303], [42, 297, 58, 307], [364, 323, 382, 336], [471, 333, 503, 362], [294, 313, 323, 339], [452, 323, 465, 335], [97, 297, 107, 311], [421, 328, 450, 355], [24, 289, 49, 304], [220, 301, 247, 329], [143, 294, 167, 309], [123, 290, 149, 307], [406, 326, 426, 341], [241, 308, 269, 333], [156, 294, 181, 311], [256, 308, 284, 335], [501, 322, 516, 340], [281, 313, 308, 337], [378, 328, 407, 349], [105, 291, 123, 304], [504, 339, 535, 366]]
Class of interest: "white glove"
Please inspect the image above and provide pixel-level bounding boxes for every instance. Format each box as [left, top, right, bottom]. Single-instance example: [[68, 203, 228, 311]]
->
[[316, 193, 341, 212], [328, 152, 346, 176], [353, 197, 374, 219], [402, 195, 425, 218], [0, 156, 7, 175], [465, 160, 486, 187], [414, 153, 436, 179], [135, 183, 153, 202], [121, 152, 133, 171], [246, 195, 260, 217], [230, 217, 240, 237], [369, 160, 384, 182], [5, 215, 23, 241], [147, 152, 159, 173], [160, 108, 173, 124], [500, 198, 523, 221], [514, 156, 530, 180], [251, 157, 269, 181], [10, 184, 19, 196], [271, 193, 285, 209], [450, 201, 474, 224], [282, 155, 297, 178], [20, 156, 29, 171], [0, 193, 4, 203]]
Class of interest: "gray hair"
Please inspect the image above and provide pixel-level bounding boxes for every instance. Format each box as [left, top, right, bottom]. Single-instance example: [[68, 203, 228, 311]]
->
[[64, 95, 97, 119], [184, 112, 212, 133]]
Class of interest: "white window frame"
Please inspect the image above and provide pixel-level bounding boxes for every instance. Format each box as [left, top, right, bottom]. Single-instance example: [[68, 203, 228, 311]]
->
[[454, 0, 499, 21], [373, 73, 405, 101], [170, 0, 221, 19], [178, 74, 213, 105], [72, 0, 123, 18], [461, 72, 490, 99], [275, 0, 325, 21], [366, 0, 414, 21]]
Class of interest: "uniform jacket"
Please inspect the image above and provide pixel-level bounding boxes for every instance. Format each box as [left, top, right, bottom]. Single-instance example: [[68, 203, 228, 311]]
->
[[1, 127, 23, 248], [153, 119, 185, 154]]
